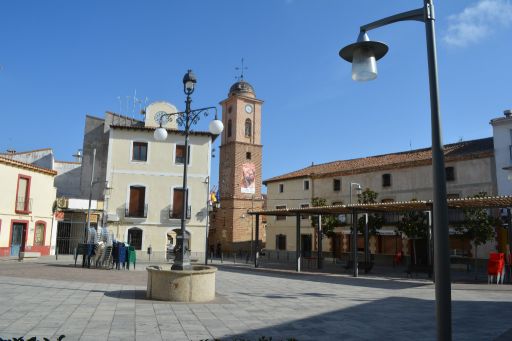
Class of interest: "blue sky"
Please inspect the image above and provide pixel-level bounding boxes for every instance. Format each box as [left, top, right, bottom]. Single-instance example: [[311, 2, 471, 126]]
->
[[0, 0, 511, 190]]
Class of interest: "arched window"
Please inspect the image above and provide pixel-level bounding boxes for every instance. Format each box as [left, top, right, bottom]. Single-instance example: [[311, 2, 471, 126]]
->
[[128, 227, 143, 250], [227, 119, 232, 137], [245, 119, 252, 137]]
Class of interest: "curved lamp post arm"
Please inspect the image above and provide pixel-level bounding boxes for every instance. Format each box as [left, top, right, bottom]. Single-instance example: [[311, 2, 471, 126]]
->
[[157, 106, 218, 131], [360, 7, 425, 34]]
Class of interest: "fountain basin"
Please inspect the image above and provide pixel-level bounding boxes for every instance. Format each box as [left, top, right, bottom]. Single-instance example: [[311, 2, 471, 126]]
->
[[146, 265, 217, 302]]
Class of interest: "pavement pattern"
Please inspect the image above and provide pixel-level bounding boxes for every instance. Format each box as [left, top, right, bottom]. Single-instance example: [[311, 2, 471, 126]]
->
[[0, 257, 512, 341]]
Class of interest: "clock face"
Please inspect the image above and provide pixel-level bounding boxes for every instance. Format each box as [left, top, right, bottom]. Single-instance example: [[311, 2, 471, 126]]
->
[[154, 111, 169, 125], [245, 104, 253, 114]]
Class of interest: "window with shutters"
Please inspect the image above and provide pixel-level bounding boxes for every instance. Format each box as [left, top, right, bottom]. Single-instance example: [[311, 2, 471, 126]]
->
[[127, 186, 146, 218], [276, 234, 287, 250], [132, 142, 148, 162], [171, 188, 190, 219], [445, 167, 455, 181], [333, 179, 341, 191], [276, 205, 286, 221], [15, 175, 31, 214], [382, 174, 392, 187], [34, 222, 45, 246], [175, 145, 190, 165]]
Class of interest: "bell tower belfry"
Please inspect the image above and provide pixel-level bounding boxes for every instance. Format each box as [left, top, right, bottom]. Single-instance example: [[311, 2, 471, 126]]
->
[[209, 79, 264, 253]]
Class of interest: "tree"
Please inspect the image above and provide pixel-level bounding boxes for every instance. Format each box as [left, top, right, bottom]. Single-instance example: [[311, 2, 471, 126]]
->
[[396, 210, 429, 265], [310, 197, 339, 238], [356, 188, 383, 235], [457, 192, 496, 277]]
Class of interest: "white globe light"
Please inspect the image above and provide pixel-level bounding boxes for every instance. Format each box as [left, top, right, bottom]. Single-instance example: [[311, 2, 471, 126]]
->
[[209, 119, 224, 135], [154, 127, 168, 141]]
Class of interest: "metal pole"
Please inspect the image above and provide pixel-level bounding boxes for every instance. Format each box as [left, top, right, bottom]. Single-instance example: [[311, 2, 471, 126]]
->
[[364, 213, 369, 272], [318, 214, 323, 269], [255, 214, 260, 268], [352, 208, 358, 277], [85, 148, 96, 243], [205, 176, 209, 265], [172, 94, 192, 270], [296, 214, 301, 272], [251, 195, 254, 261], [424, 1, 451, 339]]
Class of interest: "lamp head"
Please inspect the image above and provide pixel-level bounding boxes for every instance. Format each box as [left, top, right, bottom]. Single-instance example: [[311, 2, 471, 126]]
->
[[209, 117, 224, 135], [154, 127, 168, 141], [183, 69, 197, 95], [339, 32, 388, 82]]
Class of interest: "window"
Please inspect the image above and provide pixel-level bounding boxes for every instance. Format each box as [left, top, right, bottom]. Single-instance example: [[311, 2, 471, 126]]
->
[[227, 119, 232, 137], [333, 179, 341, 191], [276, 234, 287, 250], [34, 222, 45, 246], [445, 167, 455, 181], [381, 199, 398, 224], [128, 227, 143, 250], [132, 142, 148, 162], [245, 119, 252, 137], [171, 188, 191, 219], [127, 186, 146, 218], [276, 205, 286, 221], [175, 145, 190, 164], [279, 184, 284, 193], [228, 106, 233, 114], [300, 204, 310, 219], [382, 174, 391, 187], [246, 152, 252, 160], [304, 180, 310, 191], [15, 175, 31, 213]]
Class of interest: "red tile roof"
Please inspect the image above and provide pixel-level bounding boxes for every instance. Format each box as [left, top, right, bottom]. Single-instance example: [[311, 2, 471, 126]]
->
[[264, 137, 493, 184], [0, 156, 57, 176]]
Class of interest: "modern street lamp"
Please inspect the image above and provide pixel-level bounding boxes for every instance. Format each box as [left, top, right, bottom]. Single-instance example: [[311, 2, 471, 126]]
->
[[154, 69, 224, 270], [349, 182, 362, 277], [339, 1, 452, 339]]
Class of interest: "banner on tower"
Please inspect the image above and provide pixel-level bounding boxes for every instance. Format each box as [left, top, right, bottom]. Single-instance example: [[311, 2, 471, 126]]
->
[[241, 162, 256, 194]]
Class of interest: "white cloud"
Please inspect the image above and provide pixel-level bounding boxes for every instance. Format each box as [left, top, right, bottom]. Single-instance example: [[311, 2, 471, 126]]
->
[[443, 0, 512, 47]]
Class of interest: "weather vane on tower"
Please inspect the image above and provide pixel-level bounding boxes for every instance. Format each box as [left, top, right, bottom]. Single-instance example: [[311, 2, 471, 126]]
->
[[235, 57, 248, 81]]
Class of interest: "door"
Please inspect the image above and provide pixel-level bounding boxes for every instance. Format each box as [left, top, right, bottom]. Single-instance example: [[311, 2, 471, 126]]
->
[[10, 223, 26, 256], [301, 234, 312, 257]]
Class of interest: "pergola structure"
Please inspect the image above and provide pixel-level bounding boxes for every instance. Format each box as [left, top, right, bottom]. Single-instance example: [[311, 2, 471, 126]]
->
[[248, 195, 512, 273]]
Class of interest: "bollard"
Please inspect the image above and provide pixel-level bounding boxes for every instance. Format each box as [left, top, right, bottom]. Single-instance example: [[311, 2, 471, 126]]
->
[[234, 253, 237, 264], [221, 252, 224, 263], [210, 252, 213, 264], [55, 246, 59, 260]]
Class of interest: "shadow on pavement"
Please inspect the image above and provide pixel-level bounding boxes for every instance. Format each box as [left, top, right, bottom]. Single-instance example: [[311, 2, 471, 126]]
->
[[221, 297, 512, 341]]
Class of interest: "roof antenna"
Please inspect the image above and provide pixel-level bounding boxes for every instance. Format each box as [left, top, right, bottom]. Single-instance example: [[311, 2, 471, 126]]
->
[[117, 96, 122, 114], [235, 57, 248, 81]]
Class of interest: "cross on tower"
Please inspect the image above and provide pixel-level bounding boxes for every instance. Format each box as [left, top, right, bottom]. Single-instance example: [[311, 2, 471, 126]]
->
[[235, 58, 248, 81]]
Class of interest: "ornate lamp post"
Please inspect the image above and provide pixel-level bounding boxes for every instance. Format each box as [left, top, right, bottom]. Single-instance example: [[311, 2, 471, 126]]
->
[[339, 1, 452, 339], [349, 182, 362, 277], [154, 69, 224, 270]]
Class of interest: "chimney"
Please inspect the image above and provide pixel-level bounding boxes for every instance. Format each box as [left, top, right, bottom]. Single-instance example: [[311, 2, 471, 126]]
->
[[504, 109, 512, 118]]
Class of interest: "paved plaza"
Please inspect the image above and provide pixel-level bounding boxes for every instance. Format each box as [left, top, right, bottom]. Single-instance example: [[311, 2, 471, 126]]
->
[[1, 257, 512, 341]]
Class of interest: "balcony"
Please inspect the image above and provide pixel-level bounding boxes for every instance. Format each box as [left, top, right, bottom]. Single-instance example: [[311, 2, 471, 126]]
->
[[125, 204, 148, 218], [15, 197, 32, 214], [169, 205, 192, 220]]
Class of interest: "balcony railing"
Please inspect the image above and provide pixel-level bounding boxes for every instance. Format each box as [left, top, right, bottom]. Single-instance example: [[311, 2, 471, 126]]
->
[[125, 203, 148, 218], [15, 197, 32, 213], [169, 205, 192, 219], [448, 209, 465, 224], [382, 212, 400, 225]]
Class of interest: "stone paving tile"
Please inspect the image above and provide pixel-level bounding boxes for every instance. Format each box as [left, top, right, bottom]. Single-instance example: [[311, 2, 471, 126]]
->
[[2, 260, 512, 340]]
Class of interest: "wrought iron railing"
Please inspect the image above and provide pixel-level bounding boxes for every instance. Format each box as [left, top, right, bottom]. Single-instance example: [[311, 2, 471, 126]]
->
[[125, 203, 148, 218], [169, 205, 192, 219], [15, 197, 32, 212]]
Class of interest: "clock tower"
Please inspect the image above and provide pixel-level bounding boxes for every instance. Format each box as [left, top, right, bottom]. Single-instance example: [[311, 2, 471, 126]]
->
[[209, 79, 264, 254]]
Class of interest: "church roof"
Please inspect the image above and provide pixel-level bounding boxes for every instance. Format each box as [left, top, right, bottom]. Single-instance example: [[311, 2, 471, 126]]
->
[[229, 80, 255, 97]]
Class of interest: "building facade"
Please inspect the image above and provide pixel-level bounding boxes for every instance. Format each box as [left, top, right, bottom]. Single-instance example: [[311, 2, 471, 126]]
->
[[80, 101, 215, 259], [209, 80, 265, 254], [264, 137, 497, 260], [0, 156, 57, 257]]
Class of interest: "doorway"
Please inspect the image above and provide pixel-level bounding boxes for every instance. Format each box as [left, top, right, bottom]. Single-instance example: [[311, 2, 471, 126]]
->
[[10, 222, 27, 256], [301, 234, 312, 257]]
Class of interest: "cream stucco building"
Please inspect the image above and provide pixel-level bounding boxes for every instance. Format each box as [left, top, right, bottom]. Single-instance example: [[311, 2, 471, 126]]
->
[[0, 156, 57, 257], [264, 137, 498, 261], [81, 102, 214, 259]]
